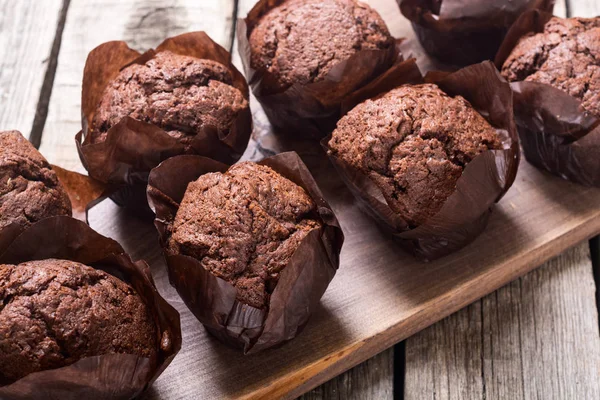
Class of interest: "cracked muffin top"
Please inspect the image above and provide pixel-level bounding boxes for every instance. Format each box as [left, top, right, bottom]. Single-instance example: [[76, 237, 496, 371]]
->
[[90, 51, 249, 151], [501, 16, 600, 117], [167, 162, 321, 309], [328, 84, 502, 227], [0, 131, 71, 232], [0, 259, 157, 383], [249, 0, 393, 91]]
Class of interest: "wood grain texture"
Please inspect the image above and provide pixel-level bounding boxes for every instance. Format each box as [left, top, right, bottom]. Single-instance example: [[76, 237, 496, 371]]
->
[[404, 243, 600, 400], [29, 0, 600, 399], [0, 0, 63, 137], [298, 348, 394, 400], [38, 0, 236, 169], [568, 0, 600, 16]]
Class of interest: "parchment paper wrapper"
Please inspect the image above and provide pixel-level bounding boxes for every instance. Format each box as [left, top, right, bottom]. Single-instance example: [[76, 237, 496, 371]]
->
[[147, 152, 344, 353], [237, 0, 407, 138], [495, 10, 600, 187], [324, 61, 519, 261], [77, 31, 253, 214], [399, 0, 555, 66], [0, 216, 181, 399]]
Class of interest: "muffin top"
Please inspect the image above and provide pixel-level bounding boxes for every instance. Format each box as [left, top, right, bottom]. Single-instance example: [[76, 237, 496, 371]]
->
[[167, 162, 321, 309], [91, 51, 249, 151], [0, 259, 157, 383], [501, 17, 600, 117], [0, 131, 71, 232], [249, 0, 393, 90], [328, 84, 502, 227]]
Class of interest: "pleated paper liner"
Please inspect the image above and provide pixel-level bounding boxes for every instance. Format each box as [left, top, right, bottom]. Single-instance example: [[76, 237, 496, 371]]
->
[[147, 152, 344, 353], [399, 0, 555, 66], [77, 31, 253, 215], [323, 60, 520, 261], [0, 216, 181, 400], [495, 10, 600, 187]]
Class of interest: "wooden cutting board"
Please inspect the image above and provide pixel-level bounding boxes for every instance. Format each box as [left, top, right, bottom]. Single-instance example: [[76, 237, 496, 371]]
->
[[27, 0, 600, 398]]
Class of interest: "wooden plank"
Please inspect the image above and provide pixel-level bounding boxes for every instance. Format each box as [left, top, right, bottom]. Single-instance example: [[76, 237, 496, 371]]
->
[[38, 0, 236, 170], [568, 0, 600, 16], [0, 0, 63, 139], [33, 0, 600, 399], [299, 348, 394, 400], [404, 242, 600, 399]]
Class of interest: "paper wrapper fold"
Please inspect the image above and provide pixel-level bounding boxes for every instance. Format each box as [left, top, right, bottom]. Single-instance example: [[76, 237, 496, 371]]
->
[[77, 31, 253, 213], [399, 0, 555, 66], [495, 10, 600, 187], [237, 0, 409, 138], [147, 152, 344, 353], [0, 216, 181, 399], [324, 61, 519, 261]]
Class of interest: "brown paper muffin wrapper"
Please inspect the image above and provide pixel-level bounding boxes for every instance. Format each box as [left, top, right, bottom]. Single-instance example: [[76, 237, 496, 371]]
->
[[237, 0, 407, 138], [323, 61, 519, 261], [147, 152, 344, 353], [77, 31, 253, 213], [495, 10, 600, 187], [399, 0, 555, 66], [0, 216, 181, 399]]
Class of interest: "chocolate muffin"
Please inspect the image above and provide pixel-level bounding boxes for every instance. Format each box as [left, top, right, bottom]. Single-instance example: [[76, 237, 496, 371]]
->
[[90, 51, 249, 152], [167, 162, 321, 309], [501, 16, 600, 117], [249, 0, 394, 91], [328, 84, 502, 227], [0, 259, 158, 383], [0, 131, 71, 232]]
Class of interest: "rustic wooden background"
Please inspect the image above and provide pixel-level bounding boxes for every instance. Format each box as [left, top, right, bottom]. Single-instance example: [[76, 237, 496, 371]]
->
[[0, 0, 598, 398]]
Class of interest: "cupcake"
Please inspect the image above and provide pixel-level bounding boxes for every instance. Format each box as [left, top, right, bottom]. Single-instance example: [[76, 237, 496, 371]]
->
[[501, 17, 600, 117], [0, 217, 181, 399], [399, 0, 556, 66], [497, 13, 600, 186], [167, 162, 321, 309], [147, 152, 343, 353], [238, 0, 400, 138], [0, 131, 71, 232], [324, 61, 519, 260], [0, 259, 157, 383], [329, 84, 502, 227], [77, 32, 252, 215], [90, 51, 248, 153]]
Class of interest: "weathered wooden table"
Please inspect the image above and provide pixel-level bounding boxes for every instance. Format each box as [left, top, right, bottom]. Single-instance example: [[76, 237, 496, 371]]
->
[[1, 0, 599, 398]]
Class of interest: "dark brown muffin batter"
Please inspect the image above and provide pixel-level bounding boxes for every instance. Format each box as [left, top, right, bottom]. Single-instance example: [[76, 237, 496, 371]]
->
[[249, 0, 393, 90], [501, 16, 600, 117], [91, 51, 249, 151], [328, 84, 501, 227], [0, 259, 157, 383], [0, 131, 71, 232], [167, 162, 321, 309]]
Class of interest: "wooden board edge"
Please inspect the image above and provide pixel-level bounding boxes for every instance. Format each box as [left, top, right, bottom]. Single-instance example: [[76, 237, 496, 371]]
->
[[240, 214, 600, 399]]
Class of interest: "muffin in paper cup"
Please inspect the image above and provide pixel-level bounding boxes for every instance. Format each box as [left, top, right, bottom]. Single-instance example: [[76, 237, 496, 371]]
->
[[399, 0, 555, 66], [495, 10, 600, 187], [147, 152, 343, 353], [237, 0, 409, 139], [0, 216, 181, 399], [77, 31, 253, 216], [324, 60, 519, 261], [0, 130, 108, 249]]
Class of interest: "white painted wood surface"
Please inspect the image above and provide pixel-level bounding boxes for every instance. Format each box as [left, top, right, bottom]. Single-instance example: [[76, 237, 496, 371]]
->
[[0, 0, 63, 138]]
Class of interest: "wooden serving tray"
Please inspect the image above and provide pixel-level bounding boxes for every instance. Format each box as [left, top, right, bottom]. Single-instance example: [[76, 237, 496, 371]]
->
[[84, 131, 600, 400], [31, 0, 599, 398]]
